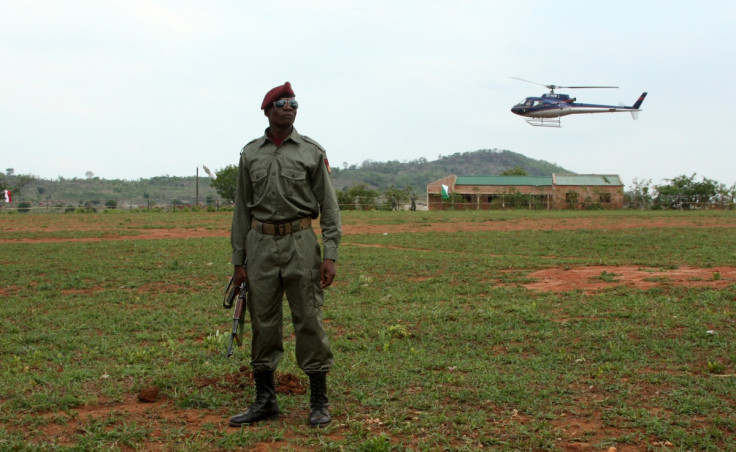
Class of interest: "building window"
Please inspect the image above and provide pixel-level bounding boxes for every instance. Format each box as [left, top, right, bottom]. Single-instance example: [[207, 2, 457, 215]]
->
[[599, 193, 612, 203], [566, 192, 578, 204]]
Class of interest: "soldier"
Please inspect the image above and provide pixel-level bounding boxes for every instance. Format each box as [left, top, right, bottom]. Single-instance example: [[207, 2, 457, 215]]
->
[[410, 193, 417, 211], [229, 82, 341, 428]]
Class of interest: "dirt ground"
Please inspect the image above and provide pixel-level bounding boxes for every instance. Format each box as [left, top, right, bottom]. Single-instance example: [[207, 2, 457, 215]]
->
[[4, 215, 736, 450]]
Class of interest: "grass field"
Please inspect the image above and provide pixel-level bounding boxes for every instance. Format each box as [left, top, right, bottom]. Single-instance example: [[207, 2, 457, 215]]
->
[[1, 210, 736, 451]]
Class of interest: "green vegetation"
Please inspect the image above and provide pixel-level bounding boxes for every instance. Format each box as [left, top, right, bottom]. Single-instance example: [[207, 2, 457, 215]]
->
[[331, 148, 568, 192], [1, 209, 736, 450], [3, 174, 222, 212], [499, 166, 529, 176], [3, 150, 565, 212], [654, 173, 733, 209], [211, 164, 238, 202], [3, 150, 566, 212], [6, 156, 735, 214]]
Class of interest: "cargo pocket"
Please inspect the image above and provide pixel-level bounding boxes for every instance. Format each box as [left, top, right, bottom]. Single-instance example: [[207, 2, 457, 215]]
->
[[309, 269, 324, 312]]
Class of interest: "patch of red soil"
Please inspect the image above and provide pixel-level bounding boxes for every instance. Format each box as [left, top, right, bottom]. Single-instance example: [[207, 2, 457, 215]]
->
[[30, 370, 308, 449], [195, 367, 306, 395], [521, 265, 736, 293], [36, 392, 228, 449]]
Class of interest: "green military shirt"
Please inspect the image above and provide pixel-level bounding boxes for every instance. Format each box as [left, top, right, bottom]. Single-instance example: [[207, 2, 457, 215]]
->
[[231, 127, 341, 266]]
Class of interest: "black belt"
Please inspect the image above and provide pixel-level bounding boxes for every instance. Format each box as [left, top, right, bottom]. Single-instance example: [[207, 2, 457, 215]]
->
[[251, 218, 312, 236]]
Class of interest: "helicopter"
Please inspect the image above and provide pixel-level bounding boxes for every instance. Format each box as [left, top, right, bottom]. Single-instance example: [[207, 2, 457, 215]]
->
[[510, 77, 647, 127]]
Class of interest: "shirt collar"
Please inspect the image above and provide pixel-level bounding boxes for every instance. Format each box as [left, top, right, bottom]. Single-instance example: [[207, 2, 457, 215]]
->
[[261, 127, 302, 147]]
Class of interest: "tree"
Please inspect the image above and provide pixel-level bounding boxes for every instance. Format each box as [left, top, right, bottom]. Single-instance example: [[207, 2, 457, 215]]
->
[[17, 201, 32, 213], [383, 185, 413, 210], [655, 173, 718, 209], [499, 166, 528, 176], [628, 178, 652, 209], [0, 173, 35, 197], [725, 183, 736, 208], [337, 184, 378, 210], [211, 165, 238, 202], [713, 182, 736, 208]]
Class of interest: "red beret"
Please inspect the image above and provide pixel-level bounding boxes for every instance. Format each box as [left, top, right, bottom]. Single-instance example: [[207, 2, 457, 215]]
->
[[261, 81, 295, 110]]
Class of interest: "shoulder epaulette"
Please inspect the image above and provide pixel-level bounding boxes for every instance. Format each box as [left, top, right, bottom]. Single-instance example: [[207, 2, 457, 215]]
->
[[301, 135, 332, 173], [240, 138, 259, 154], [301, 135, 325, 152]]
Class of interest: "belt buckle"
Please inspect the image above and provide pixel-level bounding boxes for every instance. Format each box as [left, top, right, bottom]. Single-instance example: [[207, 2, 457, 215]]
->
[[277, 223, 287, 235]]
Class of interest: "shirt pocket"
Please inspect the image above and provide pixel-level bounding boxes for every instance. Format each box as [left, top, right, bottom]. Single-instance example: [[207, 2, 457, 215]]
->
[[250, 169, 268, 200], [280, 167, 306, 197]]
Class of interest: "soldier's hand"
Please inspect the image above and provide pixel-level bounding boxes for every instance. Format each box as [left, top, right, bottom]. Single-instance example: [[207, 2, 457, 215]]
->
[[320, 259, 336, 289], [233, 265, 248, 287]]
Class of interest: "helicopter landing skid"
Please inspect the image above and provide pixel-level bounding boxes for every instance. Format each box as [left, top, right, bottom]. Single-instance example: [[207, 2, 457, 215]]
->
[[525, 117, 561, 127]]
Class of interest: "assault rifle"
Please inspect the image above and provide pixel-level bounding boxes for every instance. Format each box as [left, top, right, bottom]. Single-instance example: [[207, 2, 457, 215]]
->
[[223, 277, 248, 358]]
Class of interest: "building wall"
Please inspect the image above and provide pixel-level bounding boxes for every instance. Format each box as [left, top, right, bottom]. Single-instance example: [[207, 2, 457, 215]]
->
[[427, 179, 624, 210], [552, 185, 624, 209], [429, 184, 555, 210], [426, 175, 456, 210]]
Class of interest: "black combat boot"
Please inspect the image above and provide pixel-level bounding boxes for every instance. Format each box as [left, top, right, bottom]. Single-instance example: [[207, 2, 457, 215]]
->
[[307, 372, 331, 427], [229, 370, 280, 426]]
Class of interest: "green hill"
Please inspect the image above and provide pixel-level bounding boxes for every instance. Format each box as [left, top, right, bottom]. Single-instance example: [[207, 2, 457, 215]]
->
[[330, 148, 571, 192]]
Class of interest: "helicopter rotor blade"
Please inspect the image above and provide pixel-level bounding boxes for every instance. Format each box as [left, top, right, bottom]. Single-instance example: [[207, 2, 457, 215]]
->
[[511, 77, 619, 91], [558, 85, 619, 89], [510, 77, 552, 89]]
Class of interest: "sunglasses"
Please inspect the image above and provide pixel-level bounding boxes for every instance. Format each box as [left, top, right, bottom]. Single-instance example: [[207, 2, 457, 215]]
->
[[273, 99, 299, 109]]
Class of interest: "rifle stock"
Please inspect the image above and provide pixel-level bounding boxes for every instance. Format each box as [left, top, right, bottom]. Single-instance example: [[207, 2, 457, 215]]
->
[[227, 281, 248, 358]]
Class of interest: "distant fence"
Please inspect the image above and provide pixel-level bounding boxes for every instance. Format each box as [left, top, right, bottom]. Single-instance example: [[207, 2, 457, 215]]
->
[[0, 202, 231, 214], [2, 195, 734, 213], [626, 195, 736, 211]]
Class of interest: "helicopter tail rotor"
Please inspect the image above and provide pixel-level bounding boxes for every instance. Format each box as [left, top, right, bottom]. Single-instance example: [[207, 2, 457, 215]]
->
[[630, 92, 648, 120], [632, 92, 648, 109]]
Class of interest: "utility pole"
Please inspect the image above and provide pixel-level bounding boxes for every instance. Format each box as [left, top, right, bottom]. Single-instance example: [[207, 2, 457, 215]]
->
[[196, 167, 199, 207]]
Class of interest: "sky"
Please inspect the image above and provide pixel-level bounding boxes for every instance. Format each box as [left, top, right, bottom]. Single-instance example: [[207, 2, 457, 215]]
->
[[2, 0, 736, 190]]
